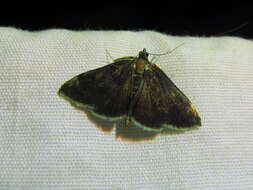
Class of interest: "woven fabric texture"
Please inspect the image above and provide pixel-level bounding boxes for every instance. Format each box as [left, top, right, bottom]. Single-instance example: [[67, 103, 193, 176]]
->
[[0, 28, 253, 190]]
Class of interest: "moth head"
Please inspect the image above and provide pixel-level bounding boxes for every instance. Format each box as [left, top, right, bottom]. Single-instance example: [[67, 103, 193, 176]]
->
[[135, 49, 150, 74], [138, 48, 149, 61]]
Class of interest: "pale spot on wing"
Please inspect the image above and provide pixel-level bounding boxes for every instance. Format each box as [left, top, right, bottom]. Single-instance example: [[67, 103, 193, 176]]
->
[[170, 91, 176, 97], [188, 103, 198, 116], [95, 72, 103, 79], [154, 63, 161, 68]]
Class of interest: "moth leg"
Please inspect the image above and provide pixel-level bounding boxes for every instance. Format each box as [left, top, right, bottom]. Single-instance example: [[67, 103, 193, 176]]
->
[[150, 56, 157, 63], [125, 117, 131, 127], [105, 49, 115, 62]]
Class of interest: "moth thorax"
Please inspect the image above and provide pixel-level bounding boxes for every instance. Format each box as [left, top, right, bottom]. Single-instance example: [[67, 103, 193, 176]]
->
[[135, 58, 146, 74]]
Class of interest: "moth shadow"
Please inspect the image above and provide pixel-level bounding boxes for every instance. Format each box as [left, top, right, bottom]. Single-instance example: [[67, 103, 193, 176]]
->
[[115, 121, 159, 142], [84, 110, 159, 142], [84, 110, 115, 133]]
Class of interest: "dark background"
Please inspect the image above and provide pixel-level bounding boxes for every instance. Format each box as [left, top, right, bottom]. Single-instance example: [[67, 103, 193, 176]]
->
[[0, 2, 252, 38]]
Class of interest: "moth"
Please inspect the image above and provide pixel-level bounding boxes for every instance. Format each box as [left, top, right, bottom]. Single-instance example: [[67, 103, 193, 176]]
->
[[58, 49, 201, 132]]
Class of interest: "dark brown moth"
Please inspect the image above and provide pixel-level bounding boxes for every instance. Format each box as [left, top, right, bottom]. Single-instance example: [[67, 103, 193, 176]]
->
[[58, 49, 201, 132]]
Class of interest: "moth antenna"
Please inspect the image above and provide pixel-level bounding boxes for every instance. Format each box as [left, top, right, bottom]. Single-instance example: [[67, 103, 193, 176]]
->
[[150, 56, 157, 63], [212, 21, 249, 36], [148, 43, 185, 56]]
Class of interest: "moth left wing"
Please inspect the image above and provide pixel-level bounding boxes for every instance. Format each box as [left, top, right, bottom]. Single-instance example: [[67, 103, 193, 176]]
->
[[58, 58, 135, 120], [131, 64, 201, 131]]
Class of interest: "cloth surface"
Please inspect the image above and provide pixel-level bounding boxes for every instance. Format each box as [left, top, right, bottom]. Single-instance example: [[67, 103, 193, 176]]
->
[[0, 27, 253, 190]]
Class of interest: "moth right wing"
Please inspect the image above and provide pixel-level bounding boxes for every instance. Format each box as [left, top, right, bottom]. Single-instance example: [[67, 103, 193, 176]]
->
[[131, 65, 201, 131]]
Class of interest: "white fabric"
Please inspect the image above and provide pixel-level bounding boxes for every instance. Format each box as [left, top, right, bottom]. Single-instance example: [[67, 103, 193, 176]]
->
[[1, 27, 253, 190]]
